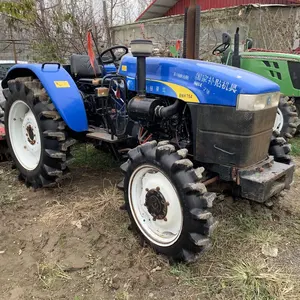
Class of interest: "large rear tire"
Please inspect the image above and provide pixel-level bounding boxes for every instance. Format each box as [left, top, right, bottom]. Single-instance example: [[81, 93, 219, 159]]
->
[[121, 141, 217, 263], [274, 97, 299, 139], [2, 77, 76, 188]]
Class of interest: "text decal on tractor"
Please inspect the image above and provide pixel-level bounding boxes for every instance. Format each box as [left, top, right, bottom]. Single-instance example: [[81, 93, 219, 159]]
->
[[119, 56, 281, 106]]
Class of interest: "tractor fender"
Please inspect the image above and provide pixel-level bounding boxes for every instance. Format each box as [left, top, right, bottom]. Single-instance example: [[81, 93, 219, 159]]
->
[[1, 64, 88, 132]]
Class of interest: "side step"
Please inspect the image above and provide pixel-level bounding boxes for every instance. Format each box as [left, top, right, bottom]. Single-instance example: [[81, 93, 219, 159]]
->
[[86, 128, 128, 144]]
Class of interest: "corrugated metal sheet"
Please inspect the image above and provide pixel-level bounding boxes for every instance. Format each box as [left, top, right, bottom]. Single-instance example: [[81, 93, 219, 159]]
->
[[166, 0, 291, 16], [137, 0, 180, 21]]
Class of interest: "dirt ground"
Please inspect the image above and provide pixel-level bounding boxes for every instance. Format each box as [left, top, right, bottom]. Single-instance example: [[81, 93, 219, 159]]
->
[[1, 146, 300, 300]]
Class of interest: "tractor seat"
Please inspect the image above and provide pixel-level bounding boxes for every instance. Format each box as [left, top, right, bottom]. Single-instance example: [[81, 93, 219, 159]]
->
[[70, 54, 103, 85]]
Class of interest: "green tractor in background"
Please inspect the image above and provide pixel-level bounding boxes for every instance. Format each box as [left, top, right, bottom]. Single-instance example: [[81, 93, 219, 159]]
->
[[213, 28, 300, 140]]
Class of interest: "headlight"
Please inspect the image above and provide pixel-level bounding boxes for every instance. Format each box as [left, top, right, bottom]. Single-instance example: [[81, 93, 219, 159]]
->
[[236, 92, 280, 111]]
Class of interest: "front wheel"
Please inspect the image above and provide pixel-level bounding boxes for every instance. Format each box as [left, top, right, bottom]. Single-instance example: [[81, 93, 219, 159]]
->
[[121, 141, 217, 263], [3, 77, 75, 188]]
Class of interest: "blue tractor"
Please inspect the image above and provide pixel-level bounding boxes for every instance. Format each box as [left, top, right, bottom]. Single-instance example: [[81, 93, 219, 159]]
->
[[1, 40, 294, 262]]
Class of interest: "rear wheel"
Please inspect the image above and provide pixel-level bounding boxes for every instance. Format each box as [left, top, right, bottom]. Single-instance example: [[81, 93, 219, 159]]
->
[[121, 141, 217, 263], [2, 77, 76, 188], [274, 97, 299, 139]]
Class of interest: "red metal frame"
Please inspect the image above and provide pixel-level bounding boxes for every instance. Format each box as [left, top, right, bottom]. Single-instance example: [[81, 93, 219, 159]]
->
[[0, 124, 5, 140], [137, 0, 294, 21], [166, 0, 291, 16]]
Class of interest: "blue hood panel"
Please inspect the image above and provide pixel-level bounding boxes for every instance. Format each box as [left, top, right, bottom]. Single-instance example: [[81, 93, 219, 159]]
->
[[119, 56, 280, 106]]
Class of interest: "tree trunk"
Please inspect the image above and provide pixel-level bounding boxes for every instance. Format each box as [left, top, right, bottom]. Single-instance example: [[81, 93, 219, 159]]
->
[[103, 0, 111, 47]]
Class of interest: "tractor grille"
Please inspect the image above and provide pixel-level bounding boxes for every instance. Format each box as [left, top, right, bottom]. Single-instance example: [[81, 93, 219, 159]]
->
[[263, 60, 282, 81], [288, 61, 300, 89], [189, 104, 276, 168]]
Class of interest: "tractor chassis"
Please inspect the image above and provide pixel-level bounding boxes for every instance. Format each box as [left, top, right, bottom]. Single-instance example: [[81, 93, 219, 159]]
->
[[85, 124, 294, 204]]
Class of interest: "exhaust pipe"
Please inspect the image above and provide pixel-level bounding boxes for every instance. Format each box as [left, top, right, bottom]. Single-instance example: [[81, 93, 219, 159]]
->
[[184, 0, 201, 59], [186, 0, 196, 59], [130, 39, 153, 96], [232, 27, 241, 68]]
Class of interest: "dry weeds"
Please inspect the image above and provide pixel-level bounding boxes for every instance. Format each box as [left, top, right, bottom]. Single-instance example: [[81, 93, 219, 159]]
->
[[37, 263, 72, 288], [41, 181, 124, 228]]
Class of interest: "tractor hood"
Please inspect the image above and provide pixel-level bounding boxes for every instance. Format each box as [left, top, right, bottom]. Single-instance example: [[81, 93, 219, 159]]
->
[[241, 51, 300, 62], [119, 56, 280, 106]]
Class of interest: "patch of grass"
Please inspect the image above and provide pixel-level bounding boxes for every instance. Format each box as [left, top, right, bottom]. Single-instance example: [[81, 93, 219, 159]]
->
[[37, 263, 72, 288], [71, 143, 118, 170], [166, 204, 298, 299], [211, 213, 264, 249], [231, 215, 281, 245], [0, 165, 23, 206], [170, 264, 199, 285], [169, 240, 294, 299], [234, 214, 261, 231], [291, 138, 300, 156], [247, 227, 282, 246], [0, 190, 18, 205], [41, 183, 124, 227], [114, 291, 130, 300], [0, 184, 24, 206], [223, 259, 294, 300], [57, 233, 67, 247]]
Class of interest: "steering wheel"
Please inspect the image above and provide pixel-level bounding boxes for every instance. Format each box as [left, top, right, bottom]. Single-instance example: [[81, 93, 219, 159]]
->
[[212, 43, 230, 55], [100, 45, 129, 67]]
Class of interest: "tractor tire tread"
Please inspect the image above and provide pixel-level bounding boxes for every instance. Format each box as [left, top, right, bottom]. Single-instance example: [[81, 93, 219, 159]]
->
[[43, 130, 66, 141], [122, 141, 217, 263], [278, 97, 299, 139], [2, 77, 74, 188]]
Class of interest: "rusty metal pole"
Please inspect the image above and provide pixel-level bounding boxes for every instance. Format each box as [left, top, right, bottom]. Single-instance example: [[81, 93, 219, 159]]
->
[[186, 0, 197, 59]]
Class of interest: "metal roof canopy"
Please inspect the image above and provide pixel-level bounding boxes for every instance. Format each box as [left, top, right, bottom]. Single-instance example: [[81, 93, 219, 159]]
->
[[136, 0, 180, 21]]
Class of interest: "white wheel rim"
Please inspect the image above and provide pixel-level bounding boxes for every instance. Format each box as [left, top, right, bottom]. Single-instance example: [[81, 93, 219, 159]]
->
[[9, 100, 42, 170], [274, 108, 284, 132], [128, 165, 183, 247]]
